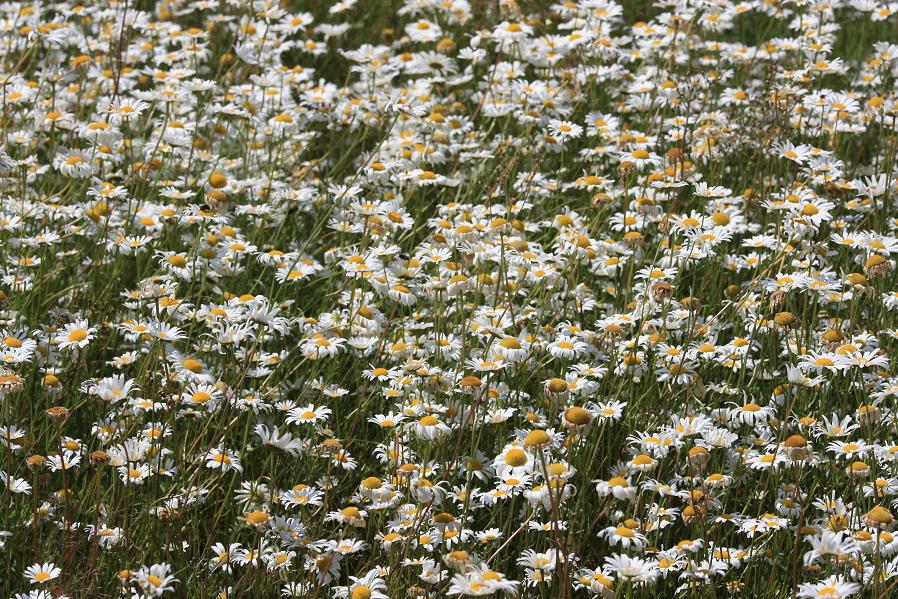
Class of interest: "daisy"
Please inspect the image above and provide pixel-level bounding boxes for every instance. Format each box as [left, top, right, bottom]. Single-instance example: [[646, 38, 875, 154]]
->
[[827, 440, 869, 459], [546, 336, 588, 359], [816, 414, 859, 438], [335, 571, 389, 599], [797, 576, 860, 598], [603, 554, 658, 584], [599, 523, 648, 550], [595, 476, 637, 501], [204, 447, 243, 473], [286, 404, 333, 425], [24, 563, 61, 585], [729, 401, 774, 426], [548, 120, 583, 139], [53, 149, 94, 177], [619, 148, 661, 169], [134, 563, 178, 595], [411, 414, 451, 439], [55, 320, 96, 350]]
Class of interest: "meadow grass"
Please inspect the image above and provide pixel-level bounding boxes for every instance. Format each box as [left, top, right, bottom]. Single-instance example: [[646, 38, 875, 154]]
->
[[1, 0, 898, 598]]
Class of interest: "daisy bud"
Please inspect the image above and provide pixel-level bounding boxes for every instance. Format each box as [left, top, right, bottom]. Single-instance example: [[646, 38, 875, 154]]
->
[[89, 450, 110, 465], [687, 445, 710, 469], [396, 463, 417, 479], [798, 416, 817, 429], [433, 512, 456, 525], [360, 476, 382, 495], [458, 375, 482, 393], [783, 435, 810, 461], [622, 231, 643, 246], [0, 369, 24, 395], [865, 506, 894, 529], [603, 323, 624, 337], [686, 489, 705, 505], [205, 189, 227, 211], [544, 377, 569, 402], [443, 550, 472, 570], [208, 171, 227, 188], [680, 296, 700, 311], [682, 504, 703, 523], [523, 429, 551, 448], [846, 461, 870, 479], [651, 281, 673, 299], [856, 404, 881, 425], [845, 272, 867, 287], [319, 438, 343, 455], [554, 213, 575, 228], [773, 311, 796, 329], [26, 455, 46, 471], [617, 161, 635, 177], [704, 473, 729, 488], [338, 506, 365, 527], [562, 406, 592, 432], [631, 453, 657, 472], [593, 191, 613, 205], [865, 254, 890, 278], [821, 328, 845, 344], [711, 212, 730, 226], [436, 37, 456, 53], [244, 510, 269, 528], [46, 406, 69, 422], [503, 448, 528, 468]]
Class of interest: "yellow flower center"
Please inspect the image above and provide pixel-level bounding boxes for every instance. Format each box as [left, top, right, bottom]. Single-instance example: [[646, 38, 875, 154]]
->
[[67, 328, 88, 342]]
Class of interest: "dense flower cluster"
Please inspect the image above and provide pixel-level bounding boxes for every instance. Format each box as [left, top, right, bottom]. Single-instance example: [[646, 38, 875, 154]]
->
[[1, 0, 898, 597]]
